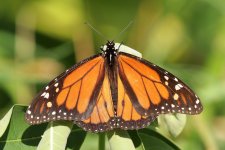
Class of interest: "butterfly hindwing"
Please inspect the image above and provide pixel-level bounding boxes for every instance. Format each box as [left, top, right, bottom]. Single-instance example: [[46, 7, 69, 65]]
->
[[76, 64, 158, 132], [26, 54, 105, 124], [117, 73, 157, 130], [117, 52, 203, 116], [75, 70, 115, 132]]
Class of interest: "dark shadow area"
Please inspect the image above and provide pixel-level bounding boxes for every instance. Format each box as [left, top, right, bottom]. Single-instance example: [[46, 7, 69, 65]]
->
[[0, 121, 10, 149], [138, 128, 180, 150], [128, 130, 142, 148], [0, 18, 15, 33], [66, 125, 87, 150], [22, 123, 48, 146], [36, 32, 64, 48]]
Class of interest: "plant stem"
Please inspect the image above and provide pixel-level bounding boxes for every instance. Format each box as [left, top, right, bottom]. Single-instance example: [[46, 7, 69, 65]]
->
[[99, 133, 105, 150]]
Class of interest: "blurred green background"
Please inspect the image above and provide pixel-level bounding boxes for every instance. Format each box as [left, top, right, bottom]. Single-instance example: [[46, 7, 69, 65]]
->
[[0, 0, 225, 149]]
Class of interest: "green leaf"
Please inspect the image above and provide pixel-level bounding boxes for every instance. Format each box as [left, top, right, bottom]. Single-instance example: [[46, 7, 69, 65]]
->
[[80, 133, 99, 150], [0, 105, 48, 150], [158, 114, 186, 137], [37, 121, 73, 150], [138, 128, 180, 150], [128, 130, 145, 150], [0, 105, 86, 150], [0, 106, 13, 138], [107, 130, 136, 150]]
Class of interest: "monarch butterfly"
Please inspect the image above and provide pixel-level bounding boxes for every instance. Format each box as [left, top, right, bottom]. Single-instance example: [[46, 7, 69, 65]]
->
[[26, 41, 203, 132]]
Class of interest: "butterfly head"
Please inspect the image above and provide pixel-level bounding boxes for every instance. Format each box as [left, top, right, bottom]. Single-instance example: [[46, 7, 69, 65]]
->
[[101, 41, 118, 55], [106, 41, 115, 49], [99, 41, 118, 66]]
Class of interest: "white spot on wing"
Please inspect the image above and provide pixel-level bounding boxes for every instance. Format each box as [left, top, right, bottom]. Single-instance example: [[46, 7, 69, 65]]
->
[[27, 110, 31, 114], [173, 93, 179, 100], [52, 111, 56, 115], [54, 83, 59, 87], [47, 102, 52, 108], [44, 93, 49, 99], [165, 81, 169, 86], [196, 99, 200, 104], [41, 92, 46, 97], [178, 84, 183, 88], [164, 76, 169, 80], [175, 84, 181, 90]]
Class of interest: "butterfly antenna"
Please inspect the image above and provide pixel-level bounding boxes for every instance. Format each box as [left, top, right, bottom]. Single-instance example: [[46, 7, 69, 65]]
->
[[113, 20, 133, 40], [85, 22, 107, 40]]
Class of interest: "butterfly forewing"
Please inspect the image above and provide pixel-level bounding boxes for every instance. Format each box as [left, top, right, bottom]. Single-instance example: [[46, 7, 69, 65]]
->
[[26, 54, 105, 124], [117, 52, 203, 116]]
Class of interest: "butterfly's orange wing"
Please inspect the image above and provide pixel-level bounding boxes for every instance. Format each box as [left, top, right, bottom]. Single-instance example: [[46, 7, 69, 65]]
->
[[75, 69, 115, 132], [117, 52, 203, 116], [26, 54, 107, 124], [26, 46, 203, 133], [117, 73, 157, 130]]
